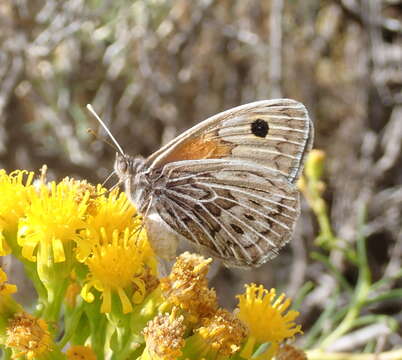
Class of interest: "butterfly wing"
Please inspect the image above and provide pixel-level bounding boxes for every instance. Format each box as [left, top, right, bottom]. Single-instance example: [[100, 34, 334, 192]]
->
[[136, 99, 313, 267], [149, 159, 300, 266], [145, 98, 313, 184]]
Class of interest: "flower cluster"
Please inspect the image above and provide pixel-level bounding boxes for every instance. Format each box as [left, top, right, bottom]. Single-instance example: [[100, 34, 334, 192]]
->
[[0, 168, 303, 359], [158, 252, 303, 359]]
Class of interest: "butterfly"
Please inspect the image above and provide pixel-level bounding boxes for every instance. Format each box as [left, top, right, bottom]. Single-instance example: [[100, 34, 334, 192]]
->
[[89, 99, 313, 267]]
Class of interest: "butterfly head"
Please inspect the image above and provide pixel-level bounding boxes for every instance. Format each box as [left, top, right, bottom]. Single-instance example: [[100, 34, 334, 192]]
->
[[114, 153, 145, 180]]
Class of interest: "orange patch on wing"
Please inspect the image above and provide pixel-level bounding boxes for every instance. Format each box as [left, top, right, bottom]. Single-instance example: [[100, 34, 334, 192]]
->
[[161, 133, 233, 164]]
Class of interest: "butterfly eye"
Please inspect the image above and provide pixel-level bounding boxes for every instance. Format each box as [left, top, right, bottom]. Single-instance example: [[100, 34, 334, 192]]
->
[[118, 158, 128, 173], [120, 161, 128, 172]]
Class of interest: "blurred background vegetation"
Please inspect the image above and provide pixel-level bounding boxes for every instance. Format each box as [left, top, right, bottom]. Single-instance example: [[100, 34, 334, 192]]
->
[[0, 0, 401, 353]]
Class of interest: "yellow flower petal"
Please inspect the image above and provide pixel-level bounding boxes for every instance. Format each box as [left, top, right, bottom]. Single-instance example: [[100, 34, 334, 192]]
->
[[81, 283, 95, 303], [0, 267, 17, 295], [0, 170, 35, 254]]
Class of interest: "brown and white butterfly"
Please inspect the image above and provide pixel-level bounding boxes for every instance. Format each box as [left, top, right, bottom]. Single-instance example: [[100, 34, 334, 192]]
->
[[89, 99, 313, 268]]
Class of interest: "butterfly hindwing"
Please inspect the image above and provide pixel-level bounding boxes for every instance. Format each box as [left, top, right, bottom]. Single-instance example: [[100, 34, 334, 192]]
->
[[146, 160, 300, 267]]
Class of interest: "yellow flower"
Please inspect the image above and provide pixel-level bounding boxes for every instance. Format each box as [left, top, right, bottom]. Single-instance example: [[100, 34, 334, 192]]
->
[[187, 308, 248, 359], [160, 252, 218, 322], [236, 284, 302, 359], [77, 186, 145, 268], [0, 267, 17, 295], [0, 169, 35, 255], [76, 189, 140, 262], [89, 188, 136, 229], [80, 227, 154, 314], [17, 180, 89, 264], [6, 312, 53, 360], [66, 345, 97, 360], [142, 309, 185, 360]]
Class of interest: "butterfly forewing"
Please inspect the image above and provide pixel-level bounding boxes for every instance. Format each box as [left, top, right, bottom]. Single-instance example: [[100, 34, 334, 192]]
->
[[145, 99, 313, 184]]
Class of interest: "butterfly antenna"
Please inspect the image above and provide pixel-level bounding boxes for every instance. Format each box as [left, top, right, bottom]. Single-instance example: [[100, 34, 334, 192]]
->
[[87, 128, 123, 155], [86, 104, 125, 156]]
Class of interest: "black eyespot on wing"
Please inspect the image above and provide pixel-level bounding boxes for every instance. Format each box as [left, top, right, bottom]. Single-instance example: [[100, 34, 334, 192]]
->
[[251, 119, 269, 138], [231, 224, 244, 234]]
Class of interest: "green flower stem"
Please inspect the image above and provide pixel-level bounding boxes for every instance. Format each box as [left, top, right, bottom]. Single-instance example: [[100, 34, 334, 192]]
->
[[22, 261, 47, 307], [58, 300, 85, 349], [372, 269, 402, 291], [314, 198, 336, 243], [292, 281, 314, 310], [302, 293, 341, 348], [85, 301, 108, 359], [366, 289, 402, 306], [363, 341, 375, 353], [319, 208, 371, 349], [305, 180, 336, 248], [110, 333, 137, 360], [42, 278, 69, 323], [107, 310, 134, 360], [306, 349, 402, 360], [351, 314, 398, 332], [91, 317, 108, 359]]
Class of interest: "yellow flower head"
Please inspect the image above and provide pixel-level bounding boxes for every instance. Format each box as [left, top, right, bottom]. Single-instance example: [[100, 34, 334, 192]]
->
[[6, 312, 53, 360], [193, 308, 248, 358], [81, 227, 154, 314], [17, 180, 89, 264], [143, 309, 186, 360], [66, 345, 97, 360], [0, 170, 35, 255], [236, 284, 302, 346], [160, 252, 218, 322], [76, 189, 140, 262], [0, 267, 17, 295]]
